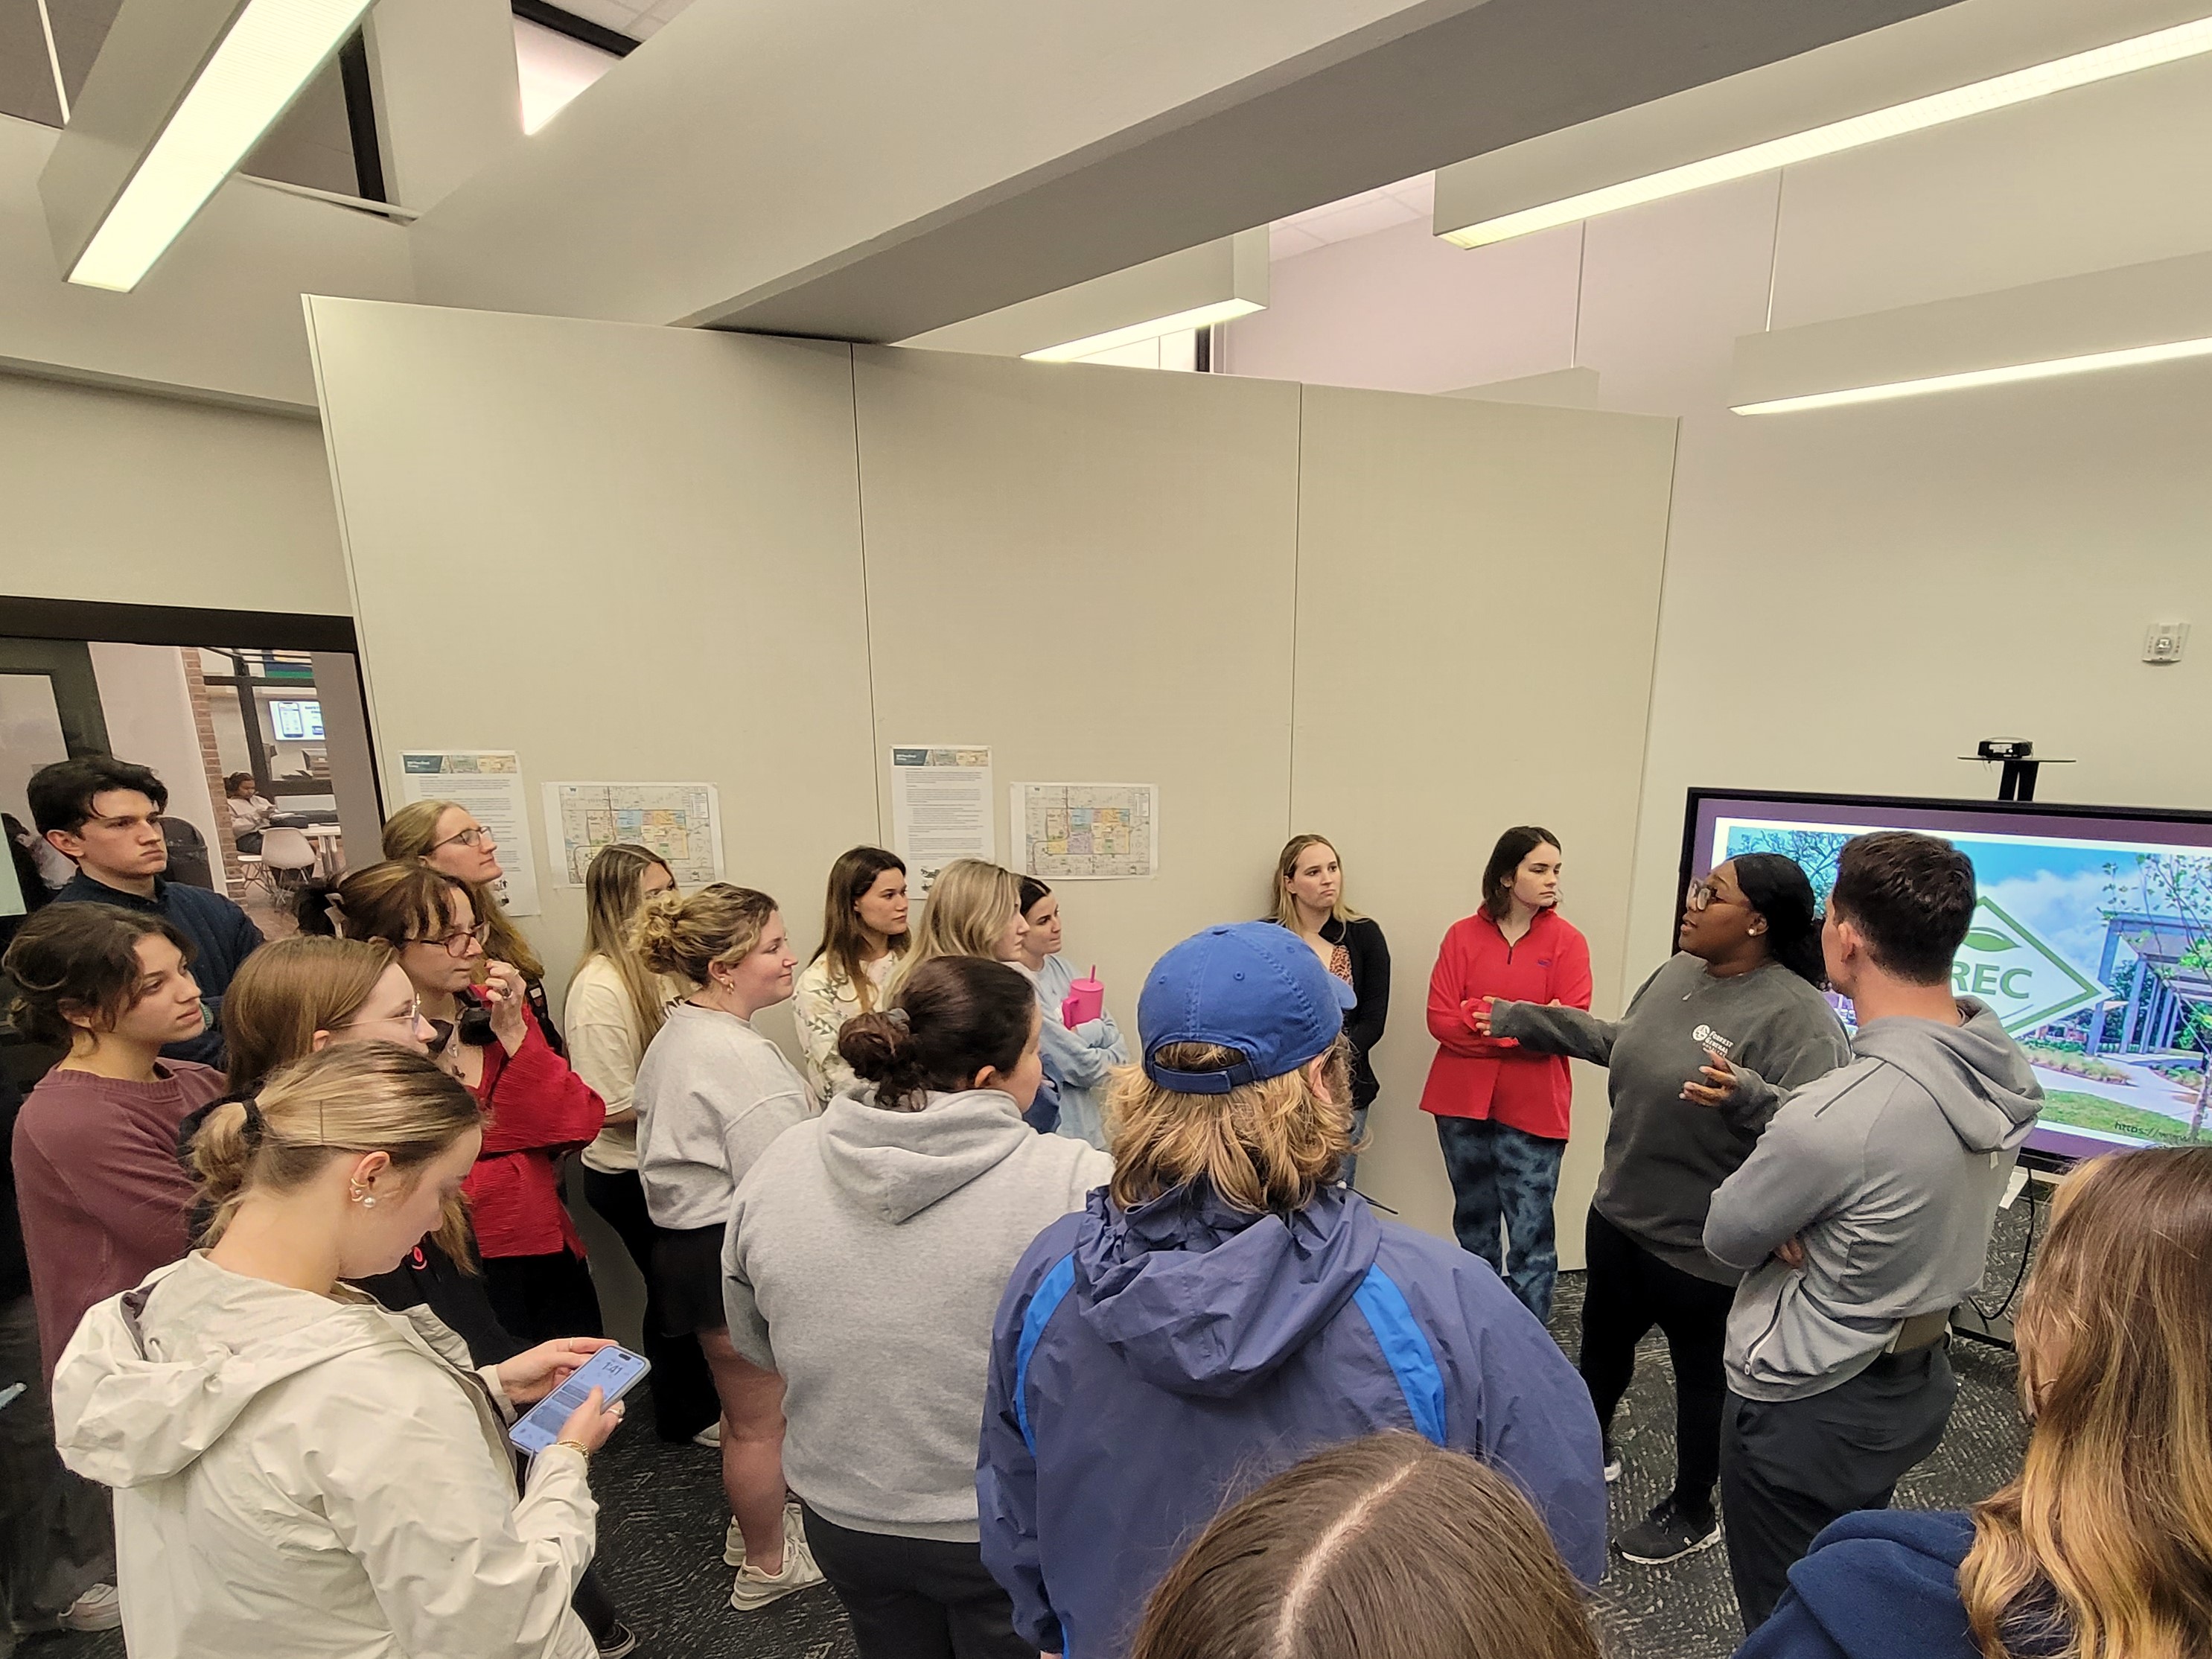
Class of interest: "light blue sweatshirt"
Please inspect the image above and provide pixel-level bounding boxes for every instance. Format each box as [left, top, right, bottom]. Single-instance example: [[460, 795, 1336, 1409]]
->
[[1027, 955, 1127, 1151]]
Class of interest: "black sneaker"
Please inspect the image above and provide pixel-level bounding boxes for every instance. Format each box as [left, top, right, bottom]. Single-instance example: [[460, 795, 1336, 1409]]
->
[[596, 1622, 640, 1658], [1601, 1439, 1623, 1484], [1614, 1497, 1721, 1564]]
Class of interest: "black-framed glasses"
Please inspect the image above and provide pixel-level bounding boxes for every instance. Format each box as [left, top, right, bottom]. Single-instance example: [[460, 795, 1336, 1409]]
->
[[430, 824, 491, 852]]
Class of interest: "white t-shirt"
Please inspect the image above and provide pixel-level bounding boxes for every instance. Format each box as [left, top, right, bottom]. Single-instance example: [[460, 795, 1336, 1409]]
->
[[563, 956, 682, 1174]]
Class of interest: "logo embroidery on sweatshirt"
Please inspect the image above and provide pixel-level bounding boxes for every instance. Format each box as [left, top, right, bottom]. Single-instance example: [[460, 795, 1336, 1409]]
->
[[1692, 1024, 1736, 1058]]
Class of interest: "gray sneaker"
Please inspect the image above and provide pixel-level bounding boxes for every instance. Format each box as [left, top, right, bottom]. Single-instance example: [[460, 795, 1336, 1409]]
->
[[728, 1508, 824, 1611], [1614, 1498, 1721, 1565]]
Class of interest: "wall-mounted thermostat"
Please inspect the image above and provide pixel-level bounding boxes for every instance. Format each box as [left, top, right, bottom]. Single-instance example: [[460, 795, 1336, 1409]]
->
[[2144, 621, 2190, 664]]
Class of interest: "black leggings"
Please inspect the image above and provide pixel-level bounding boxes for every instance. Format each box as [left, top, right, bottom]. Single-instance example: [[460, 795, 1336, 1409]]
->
[[1578, 1207, 1736, 1517], [581, 1166, 721, 1441], [481, 1249, 604, 1349], [800, 1504, 1031, 1659]]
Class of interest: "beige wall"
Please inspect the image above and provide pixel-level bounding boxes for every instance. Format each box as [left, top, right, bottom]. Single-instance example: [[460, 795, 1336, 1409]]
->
[[851, 346, 1303, 1049], [303, 299, 881, 1053], [305, 299, 1680, 1263], [0, 374, 350, 616], [1287, 386, 1677, 1247]]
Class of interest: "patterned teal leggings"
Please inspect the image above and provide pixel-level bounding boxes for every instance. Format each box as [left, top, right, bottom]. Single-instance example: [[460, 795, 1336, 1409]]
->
[[1432, 1115, 1567, 1322]]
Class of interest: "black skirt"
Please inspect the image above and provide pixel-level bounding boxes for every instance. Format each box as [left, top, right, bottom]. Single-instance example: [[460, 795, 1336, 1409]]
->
[[650, 1223, 730, 1336]]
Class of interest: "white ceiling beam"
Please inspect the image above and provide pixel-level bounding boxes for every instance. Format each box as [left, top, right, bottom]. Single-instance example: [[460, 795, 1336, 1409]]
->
[[1729, 249, 2212, 415], [899, 230, 1268, 361], [1435, 0, 2212, 249], [408, 0, 1963, 343]]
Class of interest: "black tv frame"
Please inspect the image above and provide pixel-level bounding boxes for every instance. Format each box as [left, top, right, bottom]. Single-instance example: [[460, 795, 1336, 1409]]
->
[[1678, 785, 2212, 1176]]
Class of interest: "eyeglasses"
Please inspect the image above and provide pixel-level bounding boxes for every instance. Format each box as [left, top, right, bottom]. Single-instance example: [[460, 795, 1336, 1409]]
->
[[339, 994, 421, 1031], [1686, 879, 1733, 912], [430, 824, 491, 852], [409, 923, 491, 957]]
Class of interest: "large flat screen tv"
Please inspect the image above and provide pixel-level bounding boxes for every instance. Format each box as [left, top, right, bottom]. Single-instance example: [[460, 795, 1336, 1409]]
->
[[1682, 789, 2212, 1168]]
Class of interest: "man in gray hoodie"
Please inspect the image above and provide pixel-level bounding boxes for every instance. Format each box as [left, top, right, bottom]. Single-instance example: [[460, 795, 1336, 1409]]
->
[[1703, 831, 2042, 1634]]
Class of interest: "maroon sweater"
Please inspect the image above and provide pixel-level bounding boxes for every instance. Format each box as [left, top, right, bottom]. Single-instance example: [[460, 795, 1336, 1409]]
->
[[13, 1060, 227, 1383]]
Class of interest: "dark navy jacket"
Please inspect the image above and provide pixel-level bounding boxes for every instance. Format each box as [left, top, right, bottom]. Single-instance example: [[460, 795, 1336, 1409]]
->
[[1736, 1511, 2068, 1659], [979, 1181, 1606, 1659], [55, 872, 264, 1069]]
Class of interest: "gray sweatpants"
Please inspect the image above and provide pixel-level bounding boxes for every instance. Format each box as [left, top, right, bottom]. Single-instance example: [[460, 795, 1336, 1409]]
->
[[1719, 1343, 1957, 1634]]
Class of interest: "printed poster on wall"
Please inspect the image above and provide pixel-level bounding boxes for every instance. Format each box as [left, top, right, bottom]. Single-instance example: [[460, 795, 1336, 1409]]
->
[[398, 750, 541, 917], [544, 781, 724, 888], [889, 746, 993, 897], [1012, 783, 1159, 879]]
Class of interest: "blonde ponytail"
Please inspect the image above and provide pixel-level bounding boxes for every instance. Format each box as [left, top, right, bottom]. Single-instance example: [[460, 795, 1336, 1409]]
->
[[188, 1045, 481, 1249]]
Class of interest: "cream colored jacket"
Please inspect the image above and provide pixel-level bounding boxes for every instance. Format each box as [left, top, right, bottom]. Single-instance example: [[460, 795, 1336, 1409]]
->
[[52, 1252, 597, 1659], [791, 951, 896, 1104]]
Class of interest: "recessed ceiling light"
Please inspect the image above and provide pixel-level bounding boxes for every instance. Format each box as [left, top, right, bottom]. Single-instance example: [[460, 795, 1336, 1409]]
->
[[67, 0, 373, 291], [1733, 334, 2212, 414], [1441, 13, 2212, 249], [1022, 299, 1264, 363]]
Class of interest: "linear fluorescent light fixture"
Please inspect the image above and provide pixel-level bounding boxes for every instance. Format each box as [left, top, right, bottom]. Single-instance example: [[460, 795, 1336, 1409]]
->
[[1734, 335, 2212, 415], [1441, 12, 2212, 249], [66, 0, 373, 290], [1021, 299, 1263, 363]]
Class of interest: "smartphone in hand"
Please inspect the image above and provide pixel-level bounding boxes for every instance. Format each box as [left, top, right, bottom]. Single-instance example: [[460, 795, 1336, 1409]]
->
[[508, 1346, 651, 1456]]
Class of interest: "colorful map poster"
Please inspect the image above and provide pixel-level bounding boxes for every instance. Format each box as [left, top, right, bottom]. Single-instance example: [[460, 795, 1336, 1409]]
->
[[544, 781, 724, 888], [1013, 783, 1158, 880]]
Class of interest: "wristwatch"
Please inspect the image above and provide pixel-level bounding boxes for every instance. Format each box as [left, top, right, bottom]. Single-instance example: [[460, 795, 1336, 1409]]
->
[[551, 1439, 593, 1464]]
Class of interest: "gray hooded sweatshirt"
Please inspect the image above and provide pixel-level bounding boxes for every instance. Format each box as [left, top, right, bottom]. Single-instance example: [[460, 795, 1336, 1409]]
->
[[724, 1087, 1112, 1541], [1705, 999, 2043, 1402]]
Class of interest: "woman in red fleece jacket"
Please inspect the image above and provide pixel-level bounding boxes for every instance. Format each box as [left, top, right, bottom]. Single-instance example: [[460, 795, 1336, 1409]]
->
[[306, 861, 605, 1345], [1420, 826, 1590, 1323]]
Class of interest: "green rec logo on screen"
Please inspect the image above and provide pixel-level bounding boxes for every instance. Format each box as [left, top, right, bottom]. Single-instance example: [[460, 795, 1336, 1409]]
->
[[1951, 897, 2106, 1037]]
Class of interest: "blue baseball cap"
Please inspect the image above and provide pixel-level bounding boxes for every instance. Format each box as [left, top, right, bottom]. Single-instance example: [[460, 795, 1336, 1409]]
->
[[1138, 922, 1357, 1094]]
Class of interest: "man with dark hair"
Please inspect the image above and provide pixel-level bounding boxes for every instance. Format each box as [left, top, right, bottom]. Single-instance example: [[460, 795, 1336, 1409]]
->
[[27, 757, 261, 1068], [1701, 831, 2042, 1631]]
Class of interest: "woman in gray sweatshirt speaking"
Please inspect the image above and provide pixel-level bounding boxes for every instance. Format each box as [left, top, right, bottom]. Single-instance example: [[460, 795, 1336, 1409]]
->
[[1469, 853, 1849, 1570], [723, 955, 1111, 1659]]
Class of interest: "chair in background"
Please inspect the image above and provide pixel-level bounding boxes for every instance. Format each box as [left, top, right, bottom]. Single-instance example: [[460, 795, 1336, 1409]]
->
[[255, 826, 320, 899], [161, 818, 215, 890]]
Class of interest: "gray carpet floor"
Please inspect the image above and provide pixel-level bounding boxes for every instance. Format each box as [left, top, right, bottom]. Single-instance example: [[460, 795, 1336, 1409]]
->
[[29, 1201, 2036, 1659]]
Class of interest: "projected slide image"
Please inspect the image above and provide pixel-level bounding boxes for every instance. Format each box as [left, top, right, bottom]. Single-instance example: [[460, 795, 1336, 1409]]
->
[[1692, 795, 2212, 1162]]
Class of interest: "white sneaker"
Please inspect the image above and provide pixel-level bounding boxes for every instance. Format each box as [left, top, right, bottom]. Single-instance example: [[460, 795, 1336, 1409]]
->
[[63, 1582, 124, 1632], [725, 1500, 804, 1567], [693, 1421, 722, 1448], [727, 1508, 823, 1611]]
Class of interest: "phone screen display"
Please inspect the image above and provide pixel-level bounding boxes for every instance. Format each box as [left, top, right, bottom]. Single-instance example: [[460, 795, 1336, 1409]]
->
[[508, 1346, 651, 1456]]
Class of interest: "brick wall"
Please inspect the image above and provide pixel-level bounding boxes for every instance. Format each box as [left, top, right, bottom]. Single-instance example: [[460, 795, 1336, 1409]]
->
[[182, 649, 247, 895]]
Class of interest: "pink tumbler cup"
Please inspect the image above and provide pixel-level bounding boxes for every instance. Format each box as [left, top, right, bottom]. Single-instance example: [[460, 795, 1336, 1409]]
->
[[1061, 969, 1105, 1030]]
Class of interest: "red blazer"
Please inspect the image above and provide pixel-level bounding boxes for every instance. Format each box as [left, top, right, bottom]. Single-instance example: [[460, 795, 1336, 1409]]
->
[[1418, 908, 1593, 1141], [462, 1010, 605, 1260]]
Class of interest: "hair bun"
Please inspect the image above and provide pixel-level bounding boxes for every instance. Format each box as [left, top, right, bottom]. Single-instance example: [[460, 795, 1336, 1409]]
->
[[838, 1010, 913, 1083]]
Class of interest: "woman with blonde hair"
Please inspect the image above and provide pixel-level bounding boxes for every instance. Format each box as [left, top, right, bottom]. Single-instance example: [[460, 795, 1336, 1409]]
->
[[52, 1044, 625, 1659], [216, 934, 640, 1657], [792, 847, 909, 1103], [895, 859, 1026, 986], [632, 885, 823, 1611], [1734, 1144, 2212, 1659], [383, 797, 561, 1051], [979, 923, 1605, 1659], [1130, 1433, 1601, 1659], [564, 844, 718, 1444], [1269, 835, 1389, 1184], [298, 862, 606, 1348]]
